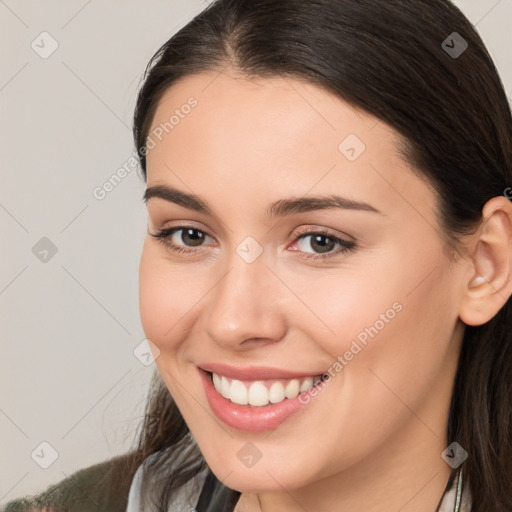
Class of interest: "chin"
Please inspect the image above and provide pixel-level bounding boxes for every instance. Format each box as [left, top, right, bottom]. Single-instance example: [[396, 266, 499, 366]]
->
[[200, 447, 317, 494]]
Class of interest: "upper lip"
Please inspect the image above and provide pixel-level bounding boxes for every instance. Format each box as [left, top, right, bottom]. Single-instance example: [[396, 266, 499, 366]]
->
[[199, 363, 323, 381]]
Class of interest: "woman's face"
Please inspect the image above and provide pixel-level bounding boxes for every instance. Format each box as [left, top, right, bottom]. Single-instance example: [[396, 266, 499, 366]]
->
[[139, 70, 465, 493]]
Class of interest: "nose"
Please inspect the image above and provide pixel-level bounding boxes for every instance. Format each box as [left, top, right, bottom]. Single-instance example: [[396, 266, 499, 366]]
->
[[204, 251, 288, 352]]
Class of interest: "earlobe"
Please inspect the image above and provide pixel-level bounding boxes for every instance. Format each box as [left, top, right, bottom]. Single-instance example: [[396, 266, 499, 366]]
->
[[458, 196, 512, 326]]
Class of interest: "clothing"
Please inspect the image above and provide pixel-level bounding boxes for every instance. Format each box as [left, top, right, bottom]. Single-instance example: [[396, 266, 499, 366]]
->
[[436, 466, 472, 512], [0, 438, 236, 512], [1, 453, 136, 512], [2, 446, 471, 512], [125, 437, 210, 512], [124, 434, 239, 512]]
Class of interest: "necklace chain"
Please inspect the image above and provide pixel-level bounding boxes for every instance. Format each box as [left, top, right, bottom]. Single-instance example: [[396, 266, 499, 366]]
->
[[453, 466, 464, 512]]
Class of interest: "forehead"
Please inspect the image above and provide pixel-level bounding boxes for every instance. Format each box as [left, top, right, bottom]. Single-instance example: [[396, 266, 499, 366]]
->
[[148, 70, 388, 157], [145, 70, 437, 225]]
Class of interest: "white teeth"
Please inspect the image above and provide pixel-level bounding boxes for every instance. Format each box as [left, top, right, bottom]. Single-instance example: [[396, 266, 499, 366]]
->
[[230, 379, 248, 405], [268, 382, 285, 403], [220, 376, 231, 399], [211, 372, 321, 407], [300, 377, 313, 392], [212, 372, 221, 390], [284, 379, 300, 399], [248, 381, 269, 406]]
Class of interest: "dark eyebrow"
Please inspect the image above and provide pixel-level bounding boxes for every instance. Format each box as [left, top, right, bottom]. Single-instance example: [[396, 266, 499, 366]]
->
[[143, 184, 383, 217]]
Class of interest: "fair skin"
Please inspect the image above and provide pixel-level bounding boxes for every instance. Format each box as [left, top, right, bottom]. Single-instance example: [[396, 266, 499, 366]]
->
[[138, 69, 512, 511]]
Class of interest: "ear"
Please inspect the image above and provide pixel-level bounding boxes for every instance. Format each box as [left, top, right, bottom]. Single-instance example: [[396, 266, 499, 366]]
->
[[459, 196, 512, 326]]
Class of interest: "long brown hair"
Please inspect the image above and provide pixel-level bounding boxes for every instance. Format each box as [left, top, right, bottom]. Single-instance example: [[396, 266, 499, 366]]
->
[[124, 1, 512, 510]]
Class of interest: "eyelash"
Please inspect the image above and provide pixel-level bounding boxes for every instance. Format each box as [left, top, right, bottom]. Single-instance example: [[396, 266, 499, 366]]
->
[[149, 226, 356, 261]]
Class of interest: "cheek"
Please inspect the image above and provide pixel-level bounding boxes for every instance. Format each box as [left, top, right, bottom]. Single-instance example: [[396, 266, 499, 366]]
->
[[330, 265, 456, 427], [139, 247, 204, 408], [139, 244, 194, 350], [281, 264, 403, 358], [287, 246, 456, 412], [296, 239, 454, 361]]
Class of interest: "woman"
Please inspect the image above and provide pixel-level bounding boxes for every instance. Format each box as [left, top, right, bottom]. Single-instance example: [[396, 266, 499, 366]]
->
[[4, 0, 511, 511]]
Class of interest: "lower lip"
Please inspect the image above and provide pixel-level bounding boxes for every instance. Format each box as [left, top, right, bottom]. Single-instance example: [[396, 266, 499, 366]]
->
[[199, 368, 310, 433]]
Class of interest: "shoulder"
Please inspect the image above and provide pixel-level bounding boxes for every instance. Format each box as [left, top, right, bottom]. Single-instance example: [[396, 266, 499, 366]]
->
[[1, 452, 138, 512]]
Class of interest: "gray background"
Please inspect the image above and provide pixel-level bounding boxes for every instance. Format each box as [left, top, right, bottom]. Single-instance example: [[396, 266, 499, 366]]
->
[[1, 0, 511, 505]]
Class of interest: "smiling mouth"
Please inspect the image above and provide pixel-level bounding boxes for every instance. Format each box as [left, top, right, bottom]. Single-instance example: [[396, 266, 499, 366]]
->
[[209, 371, 325, 407]]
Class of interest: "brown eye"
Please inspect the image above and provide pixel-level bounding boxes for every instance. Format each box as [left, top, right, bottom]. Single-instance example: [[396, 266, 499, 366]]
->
[[149, 226, 215, 255], [292, 230, 356, 261], [306, 234, 337, 254], [179, 228, 206, 247]]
